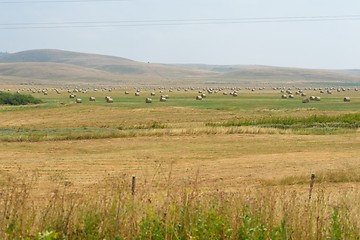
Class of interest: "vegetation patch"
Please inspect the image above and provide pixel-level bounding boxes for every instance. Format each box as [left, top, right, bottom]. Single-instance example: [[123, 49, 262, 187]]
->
[[116, 121, 167, 130], [0, 92, 42, 105], [207, 113, 360, 131], [265, 168, 360, 186], [0, 122, 169, 142]]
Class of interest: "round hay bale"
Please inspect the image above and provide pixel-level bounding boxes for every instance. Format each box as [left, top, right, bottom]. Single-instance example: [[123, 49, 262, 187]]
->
[[281, 94, 287, 99], [105, 96, 113, 103], [343, 97, 351, 102], [76, 98, 82, 103], [135, 92, 140, 96], [69, 94, 76, 99], [315, 96, 321, 101], [89, 96, 96, 101], [196, 95, 203, 100], [145, 98, 152, 103], [302, 98, 309, 103]]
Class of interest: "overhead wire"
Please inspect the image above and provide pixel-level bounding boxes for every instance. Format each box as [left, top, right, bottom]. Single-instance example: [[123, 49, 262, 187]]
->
[[0, 0, 129, 3], [1, 14, 360, 25], [0, 15, 360, 30], [0, 15, 360, 29]]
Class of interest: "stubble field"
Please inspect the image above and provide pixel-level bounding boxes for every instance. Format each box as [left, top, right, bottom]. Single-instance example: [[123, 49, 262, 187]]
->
[[0, 85, 359, 239]]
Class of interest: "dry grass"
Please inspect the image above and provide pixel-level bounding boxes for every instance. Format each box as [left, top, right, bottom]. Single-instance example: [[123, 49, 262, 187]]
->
[[0, 88, 359, 194], [0, 86, 359, 238], [1, 133, 359, 196], [1, 168, 360, 239]]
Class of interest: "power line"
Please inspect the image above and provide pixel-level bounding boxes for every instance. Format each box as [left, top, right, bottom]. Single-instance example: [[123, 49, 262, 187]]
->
[[0, 0, 129, 3], [2, 15, 360, 26], [1, 15, 359, 29]]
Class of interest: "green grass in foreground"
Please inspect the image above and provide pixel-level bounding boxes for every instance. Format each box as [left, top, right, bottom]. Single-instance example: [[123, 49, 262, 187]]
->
[[0, 171, 360, 239]]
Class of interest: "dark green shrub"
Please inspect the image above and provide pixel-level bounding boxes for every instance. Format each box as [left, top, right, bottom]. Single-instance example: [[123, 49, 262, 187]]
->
[[0, 92, 42, 105]]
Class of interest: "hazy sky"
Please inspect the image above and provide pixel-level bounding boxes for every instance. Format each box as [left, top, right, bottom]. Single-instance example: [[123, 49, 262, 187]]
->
[[1, 0, 360, 69]]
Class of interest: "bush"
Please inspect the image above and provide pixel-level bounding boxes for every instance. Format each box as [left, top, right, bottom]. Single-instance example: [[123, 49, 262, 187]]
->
[[0, 92, 42, 105]]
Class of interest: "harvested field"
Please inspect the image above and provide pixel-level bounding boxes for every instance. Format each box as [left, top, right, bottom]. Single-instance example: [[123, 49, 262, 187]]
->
[[1, 133, 360, 192], [1, 87, 359, 191], [0, 86, 359, 238]]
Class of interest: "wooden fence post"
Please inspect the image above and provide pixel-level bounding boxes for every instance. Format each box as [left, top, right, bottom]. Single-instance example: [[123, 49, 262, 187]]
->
[[131, 175, 136, 195], [309, 173, 315, 201]]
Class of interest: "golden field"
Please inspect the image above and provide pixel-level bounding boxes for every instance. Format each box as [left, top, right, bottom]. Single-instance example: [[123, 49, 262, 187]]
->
[[0, 85, 359, 239], [1, 87, 359, 192]]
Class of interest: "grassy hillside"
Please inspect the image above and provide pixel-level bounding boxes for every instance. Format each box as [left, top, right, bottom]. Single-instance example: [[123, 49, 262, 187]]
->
[[339, 69, 360, 76], [0, 49, 216, 85], [210, 67, 360, 86], [0, 49, 359, 86]]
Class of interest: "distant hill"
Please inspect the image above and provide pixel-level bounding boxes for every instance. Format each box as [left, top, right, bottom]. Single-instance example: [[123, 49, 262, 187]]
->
[[0, 49, 359, 86], [338, 69, 360, 76], [207, 66, 360, 86], [0, 49, 216, 85]]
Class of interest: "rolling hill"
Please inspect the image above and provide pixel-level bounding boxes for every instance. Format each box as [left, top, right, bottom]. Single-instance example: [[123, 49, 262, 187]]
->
[[0, 49, 359, 86]]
